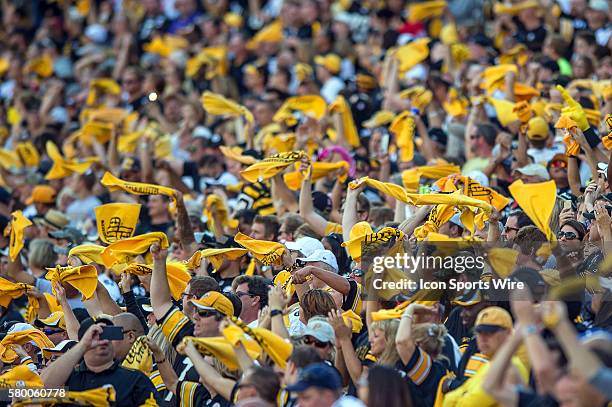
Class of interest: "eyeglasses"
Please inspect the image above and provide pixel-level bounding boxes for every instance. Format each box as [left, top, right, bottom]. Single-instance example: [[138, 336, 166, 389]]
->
[[235, 291, 254, 298], [181, 292, 196, 300], [557, 231, 578, 240], [504, 226, 519, 233], [303, 336, 330, 348], [196, 309, 222, 319]]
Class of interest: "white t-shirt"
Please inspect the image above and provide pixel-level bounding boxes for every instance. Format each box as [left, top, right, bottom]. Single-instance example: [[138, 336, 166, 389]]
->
[[527, 144, 565, 166]]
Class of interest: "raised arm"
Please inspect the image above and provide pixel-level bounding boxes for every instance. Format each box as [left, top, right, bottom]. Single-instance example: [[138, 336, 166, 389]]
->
[[41, 323, 104, 387], [95, 280, 123, 316], [293, 265, 350, 296], [299, 162, 329, 236], [543, 301, 603, 382], [396, 303, 419, 364], [174, 191, 197, 256], [481, 328, 522, 407], [146, 337, 178, 395], [271, 173, 298, 215], [54, 283, 79, 340], [329, 309, 363, 384], [342, 184, 364, 243], [511, 290, 557, 394], [268, 286, 290, 339], [182, 340, 236, 401], [150, 244, 173, 320]]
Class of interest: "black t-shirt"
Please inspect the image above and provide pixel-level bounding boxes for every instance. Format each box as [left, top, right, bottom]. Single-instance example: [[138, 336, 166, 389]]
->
[[66, 360, 161, 407], [513, 19, 547, 52], [398, 347, 447, 407]]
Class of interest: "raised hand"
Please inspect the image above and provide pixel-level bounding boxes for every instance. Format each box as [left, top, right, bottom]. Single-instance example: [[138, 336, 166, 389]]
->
[[327, 309, 352, 342]]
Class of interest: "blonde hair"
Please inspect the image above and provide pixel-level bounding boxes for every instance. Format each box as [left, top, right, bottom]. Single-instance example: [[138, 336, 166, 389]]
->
[[411, 323, 447, 360], [370, 319, 400, 366]]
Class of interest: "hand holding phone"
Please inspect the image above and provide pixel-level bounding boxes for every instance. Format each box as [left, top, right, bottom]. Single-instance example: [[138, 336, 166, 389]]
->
[[99, 326, 124, 341]]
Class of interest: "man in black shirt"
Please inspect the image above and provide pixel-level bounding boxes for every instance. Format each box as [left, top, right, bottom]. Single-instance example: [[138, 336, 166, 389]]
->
[[40, 317, 161, 407]]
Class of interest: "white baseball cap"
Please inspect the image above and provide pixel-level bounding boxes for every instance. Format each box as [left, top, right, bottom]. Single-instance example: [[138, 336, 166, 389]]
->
[[285, 236, 324, 258], [514, 163, 550, 181], [298, 249, 339, 273]]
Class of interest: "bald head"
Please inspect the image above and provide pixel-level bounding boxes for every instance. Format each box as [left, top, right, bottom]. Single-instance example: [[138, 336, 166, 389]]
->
[[112, 313, 145, 337]]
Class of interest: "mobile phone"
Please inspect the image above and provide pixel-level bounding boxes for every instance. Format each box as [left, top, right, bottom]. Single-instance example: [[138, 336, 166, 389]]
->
[[563, 200, 572, 211], [99, 326, 123, 341]]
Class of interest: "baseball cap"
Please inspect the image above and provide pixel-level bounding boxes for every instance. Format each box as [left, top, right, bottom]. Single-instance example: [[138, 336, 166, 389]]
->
[[77, 316, 114, 340], [285, 236, 325, 258], [34, 311, 66, 331], [49, 227, 85, 245], [298, 249, 339, 273], [285, 362, 342, 392], [302, 316, 335, 345], [42, 339, 77, 355], [474, 306, 513, 333], [526, 117, 549, 141], [314, 54, 342, 75], [191, 291, 234, 317], [26, 185, 57, 205], [514, 163, 550, 181]]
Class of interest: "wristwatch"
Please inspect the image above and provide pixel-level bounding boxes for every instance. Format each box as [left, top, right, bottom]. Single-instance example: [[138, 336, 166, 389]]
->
[[270, 309, 283, 318]]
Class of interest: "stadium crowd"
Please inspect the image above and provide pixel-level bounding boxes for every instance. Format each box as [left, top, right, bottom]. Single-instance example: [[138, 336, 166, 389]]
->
[[0, 0, 610, 406]]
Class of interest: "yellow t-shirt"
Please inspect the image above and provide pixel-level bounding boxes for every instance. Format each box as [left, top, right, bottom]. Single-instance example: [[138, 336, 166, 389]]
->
[[442, 356, 528, 407], [324, 221, 343, 235]]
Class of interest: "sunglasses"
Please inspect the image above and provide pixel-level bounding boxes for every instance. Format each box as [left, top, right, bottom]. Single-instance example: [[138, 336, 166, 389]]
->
[[557, 231, 578, 240], [181, 292, 196, 300], [196, 309, 222, 319], [43, 328, 63, 336], [549, 160, 567, 169], [504, 226, 519, 233], [303, 336, 330, 348]]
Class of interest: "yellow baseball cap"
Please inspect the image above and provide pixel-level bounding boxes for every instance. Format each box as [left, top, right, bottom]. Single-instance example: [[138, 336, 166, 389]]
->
[[26, 185, 57, 205], [341, 221, 374, 261], [474, 306, 513, 333], [314, 54, 342, 75], [191, 291, 234, 317], [526, 117, 549, 141]]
